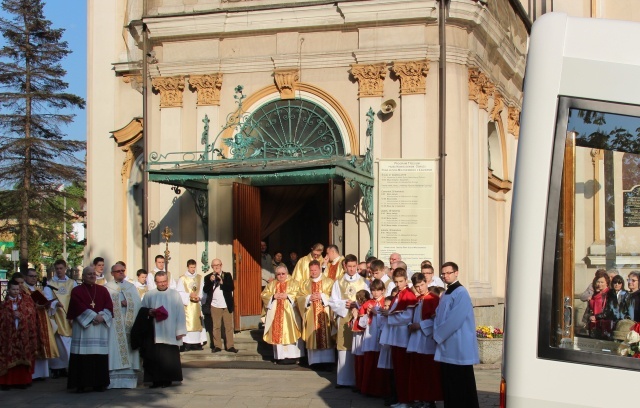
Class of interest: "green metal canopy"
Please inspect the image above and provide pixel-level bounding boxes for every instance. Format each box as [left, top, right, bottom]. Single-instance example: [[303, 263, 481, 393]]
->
[[147, 156, 373, 189]]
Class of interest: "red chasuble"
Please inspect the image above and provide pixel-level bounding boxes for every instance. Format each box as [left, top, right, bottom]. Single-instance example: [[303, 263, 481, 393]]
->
[[67, 283, 114, 320], [0, 294, 38, 385]]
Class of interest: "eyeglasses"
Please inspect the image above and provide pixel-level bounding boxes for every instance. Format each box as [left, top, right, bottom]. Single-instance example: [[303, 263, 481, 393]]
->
[[629, 279, 638, 283], [113, 269, 125, 273], [212, 264, 222, 267], [442, 271, 457, 276]]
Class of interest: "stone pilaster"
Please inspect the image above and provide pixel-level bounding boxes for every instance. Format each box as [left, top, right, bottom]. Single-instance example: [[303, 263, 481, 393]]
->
[[151, 76, 185, 108], [273, 69, 300, 100], [392, 59, 430, 95], [188, 74, 223, 106], [350, 63, 387, 98]]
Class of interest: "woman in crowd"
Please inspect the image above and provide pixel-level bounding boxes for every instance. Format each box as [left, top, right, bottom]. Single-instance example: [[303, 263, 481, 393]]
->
[[588, 270, 612, 339]]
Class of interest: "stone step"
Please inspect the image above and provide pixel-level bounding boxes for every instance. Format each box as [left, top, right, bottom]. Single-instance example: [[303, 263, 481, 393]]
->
[[180, 329, 274, 363]]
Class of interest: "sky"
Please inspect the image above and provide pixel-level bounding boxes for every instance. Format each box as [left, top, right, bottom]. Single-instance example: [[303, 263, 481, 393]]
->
[[0, 0, 87, 143]]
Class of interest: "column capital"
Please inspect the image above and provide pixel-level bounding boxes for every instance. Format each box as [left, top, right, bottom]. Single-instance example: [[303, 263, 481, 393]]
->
[[468, 68, 494, 110], [392, 59, 430, 95], [152, 76, 185, 108], [273, 69, 300, 100], [508, 106, 521, 139], [188, 74, 223, 106], [350, 63, 387, 98]]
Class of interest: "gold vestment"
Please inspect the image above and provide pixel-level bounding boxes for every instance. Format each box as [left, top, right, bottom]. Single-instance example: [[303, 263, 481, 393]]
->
[[297, 276, 335, 350], [181, 274, 203, 332], [261, 278, 302, 345]]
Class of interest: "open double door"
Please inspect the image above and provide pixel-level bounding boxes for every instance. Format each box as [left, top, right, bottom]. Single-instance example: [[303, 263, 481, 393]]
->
[[232, 180, 344, 330]]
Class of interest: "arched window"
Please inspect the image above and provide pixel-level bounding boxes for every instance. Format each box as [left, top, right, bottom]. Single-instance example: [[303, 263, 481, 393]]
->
[[488, 122, 504, 179], [229, 99, 345, 159]]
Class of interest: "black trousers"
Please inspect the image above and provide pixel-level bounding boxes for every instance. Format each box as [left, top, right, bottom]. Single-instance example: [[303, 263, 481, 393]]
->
[[440, 362, 479, 408]]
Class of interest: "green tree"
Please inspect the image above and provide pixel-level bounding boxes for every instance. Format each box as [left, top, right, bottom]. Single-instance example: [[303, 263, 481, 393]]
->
[[0, 0, 85, 272]]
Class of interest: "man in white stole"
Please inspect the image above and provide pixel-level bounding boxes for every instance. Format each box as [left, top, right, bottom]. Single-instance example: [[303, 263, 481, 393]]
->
[[176, 260, 206, 350], [44, 259, 77, 378], [329, 254, 368, 387], [106, 264, 141, 388]]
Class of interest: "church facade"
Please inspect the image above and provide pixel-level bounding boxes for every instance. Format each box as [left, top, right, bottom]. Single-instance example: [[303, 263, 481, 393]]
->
[[87, 0, 530, 328]]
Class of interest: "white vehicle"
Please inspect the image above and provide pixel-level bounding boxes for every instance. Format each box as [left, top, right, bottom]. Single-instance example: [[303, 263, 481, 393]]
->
[[504, 13, 640, 407]]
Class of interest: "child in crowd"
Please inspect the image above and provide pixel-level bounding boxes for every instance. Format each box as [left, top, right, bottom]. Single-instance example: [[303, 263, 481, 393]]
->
[[380, 268, 418, 408], [359, 279, 391, 398], [407, 273, 443, 408], [352, 289, 370, 392]]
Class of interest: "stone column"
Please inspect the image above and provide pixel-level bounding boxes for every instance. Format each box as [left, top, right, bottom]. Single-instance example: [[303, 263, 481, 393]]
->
[[392, 59, 430, 159], [151, 75, 185, 273]]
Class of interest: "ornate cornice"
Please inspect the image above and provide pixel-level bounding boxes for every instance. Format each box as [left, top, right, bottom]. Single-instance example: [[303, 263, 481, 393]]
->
[[392, 59, 430, 95], [508, 106, 520, 139], [468, 68, 495, 110], [151, 76, 185, 108], [350, 63, 387, 98], [273, 69, 299, 100], [188, 73, 223, 106], [490, 91, 505, 122]]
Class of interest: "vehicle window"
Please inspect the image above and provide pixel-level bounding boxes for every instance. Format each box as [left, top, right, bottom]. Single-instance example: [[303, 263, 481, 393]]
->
[[544, 98, 640, 369]]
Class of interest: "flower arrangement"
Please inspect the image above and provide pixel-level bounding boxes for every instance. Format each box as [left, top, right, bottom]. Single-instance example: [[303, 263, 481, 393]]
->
[[626, 323, 640, 358], [476, 325, 503, 339]]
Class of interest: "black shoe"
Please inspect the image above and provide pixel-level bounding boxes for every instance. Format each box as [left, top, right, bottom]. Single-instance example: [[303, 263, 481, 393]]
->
[[93, 386, 106, 392], [150, 382, 161, 389], [50, 370, 59, 379], [226, 347, 238, 353], [180, 345, 187, 352], [335, 384, 350, 389], [194, 344, 203, 351], [60, 369, 68, 378], [212, 347, 222, 353]]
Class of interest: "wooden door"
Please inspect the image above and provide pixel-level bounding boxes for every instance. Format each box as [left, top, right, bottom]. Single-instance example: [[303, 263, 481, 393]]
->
[[556, 131, 575, 343], [233, 182, 262, 330], [329, 179, 345, 254]]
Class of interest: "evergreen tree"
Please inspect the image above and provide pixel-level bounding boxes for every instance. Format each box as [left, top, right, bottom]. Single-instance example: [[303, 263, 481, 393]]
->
[[0, 0, 85, 272]]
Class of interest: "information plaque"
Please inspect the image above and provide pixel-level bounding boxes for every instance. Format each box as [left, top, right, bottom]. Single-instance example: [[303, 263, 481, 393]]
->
[[377, 160, 437, 273]]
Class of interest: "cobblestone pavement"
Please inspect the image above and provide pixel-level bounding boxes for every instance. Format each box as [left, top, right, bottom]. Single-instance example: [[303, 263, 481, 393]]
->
[[0, 331, 500, 407]]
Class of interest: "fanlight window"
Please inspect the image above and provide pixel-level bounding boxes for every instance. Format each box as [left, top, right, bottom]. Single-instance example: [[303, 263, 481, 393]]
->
[[225, 99, 345, 160]]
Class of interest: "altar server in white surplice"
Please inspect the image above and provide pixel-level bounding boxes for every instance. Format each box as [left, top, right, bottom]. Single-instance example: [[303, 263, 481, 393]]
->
[[106, 263, 142, 389]]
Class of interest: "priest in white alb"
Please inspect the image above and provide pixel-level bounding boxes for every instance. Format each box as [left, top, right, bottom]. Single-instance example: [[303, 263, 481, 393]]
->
[[106, 263, 142, 388], [141, 271, 187, 388]]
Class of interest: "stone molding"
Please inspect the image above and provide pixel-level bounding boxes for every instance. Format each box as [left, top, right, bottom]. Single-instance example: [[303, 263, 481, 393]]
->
[[350, 63, 387, 98], [488, 169, 512, 193], [110, 118, 144, 182], [490, 91, 504, 122], [151, 76, 185, 108], [392, 59, 430, 95], [273, 69, 300, 99], [468, 68, 495, 111], [188, 73, 223, 106], [507, 106, 520, 139]]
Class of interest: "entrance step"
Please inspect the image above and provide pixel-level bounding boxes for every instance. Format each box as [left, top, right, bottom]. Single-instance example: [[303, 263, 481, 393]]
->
[[180, 329, 274, 363]]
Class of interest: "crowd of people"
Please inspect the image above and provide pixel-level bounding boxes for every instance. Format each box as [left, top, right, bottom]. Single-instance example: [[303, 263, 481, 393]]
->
[[0, 245, 482, 408], [581, 268, 640, 339], [0, 256, 205, 392], [260, 243, 480, 408]]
